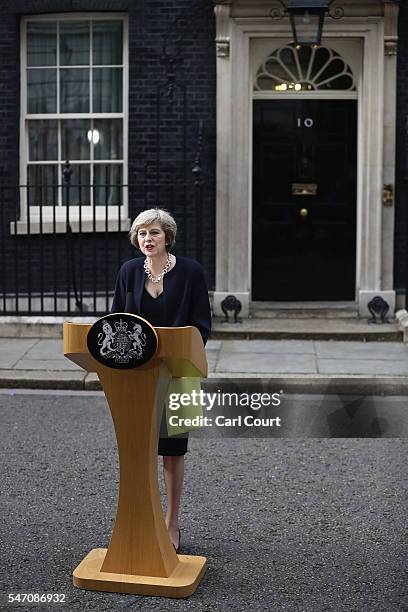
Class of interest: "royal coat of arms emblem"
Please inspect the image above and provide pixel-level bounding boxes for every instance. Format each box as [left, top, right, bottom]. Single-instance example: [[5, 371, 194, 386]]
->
[[98, 319, 146, 363], [87, 314, 158, 369]]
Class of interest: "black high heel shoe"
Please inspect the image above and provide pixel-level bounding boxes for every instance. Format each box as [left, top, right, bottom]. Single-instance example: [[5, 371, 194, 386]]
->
[[173, 529, 181, 554]]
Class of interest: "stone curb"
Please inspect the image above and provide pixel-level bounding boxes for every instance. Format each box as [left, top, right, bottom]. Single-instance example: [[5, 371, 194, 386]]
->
[[1, 371, 408, 395], [0, 370, 86, 390], [210, 330, 402, 341], [205, 376, 408, 395]]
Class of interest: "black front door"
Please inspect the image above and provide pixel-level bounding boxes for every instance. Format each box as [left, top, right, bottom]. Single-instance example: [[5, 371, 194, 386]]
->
[[252, 99, 357, 301]]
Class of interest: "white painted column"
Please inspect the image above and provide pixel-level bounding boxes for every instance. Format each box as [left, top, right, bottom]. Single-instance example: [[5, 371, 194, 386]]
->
[[357, 14, 397, 316], [214, 4, 250, 316], [214, 2, 231, 295], [382, 2, 399, 289]]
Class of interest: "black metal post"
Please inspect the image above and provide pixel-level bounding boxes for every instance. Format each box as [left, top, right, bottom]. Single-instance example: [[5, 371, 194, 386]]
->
[[63, 160, 72, 314], [192, 120, 204, 262]]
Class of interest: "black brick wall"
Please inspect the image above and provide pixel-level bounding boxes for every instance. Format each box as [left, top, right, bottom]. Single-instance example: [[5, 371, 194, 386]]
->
[[3, 0, 407, 309], [395, 1, 408, 297], [0, 0, 216, 308]]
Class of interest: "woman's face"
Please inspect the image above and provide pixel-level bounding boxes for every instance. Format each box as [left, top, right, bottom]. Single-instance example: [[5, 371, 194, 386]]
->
[[137, 223, 167, 258]]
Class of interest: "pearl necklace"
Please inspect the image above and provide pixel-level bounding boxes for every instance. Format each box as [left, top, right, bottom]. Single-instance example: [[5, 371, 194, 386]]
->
[[143, 253, 172, 283]]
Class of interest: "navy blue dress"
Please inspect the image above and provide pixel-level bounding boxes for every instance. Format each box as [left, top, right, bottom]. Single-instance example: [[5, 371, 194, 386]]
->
[[111, 255, 211, 344], [112, 256, 212, 456]]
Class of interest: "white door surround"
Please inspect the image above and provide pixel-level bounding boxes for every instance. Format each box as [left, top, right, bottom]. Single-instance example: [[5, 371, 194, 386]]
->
[[213, 1, 399, 318]]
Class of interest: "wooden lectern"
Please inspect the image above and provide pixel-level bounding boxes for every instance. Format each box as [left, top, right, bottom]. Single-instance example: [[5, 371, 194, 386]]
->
[[63, 319, 208, 598]]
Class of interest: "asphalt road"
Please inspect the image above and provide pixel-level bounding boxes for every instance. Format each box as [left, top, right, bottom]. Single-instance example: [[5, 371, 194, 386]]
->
[[0, 390, 406, 612]]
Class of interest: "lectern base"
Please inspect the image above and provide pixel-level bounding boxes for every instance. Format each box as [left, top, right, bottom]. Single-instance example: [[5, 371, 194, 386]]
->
[[73, 548, 207, 598]]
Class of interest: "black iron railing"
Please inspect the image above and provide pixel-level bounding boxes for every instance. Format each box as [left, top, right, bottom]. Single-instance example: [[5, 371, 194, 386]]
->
[[0, 166, 207, 316]]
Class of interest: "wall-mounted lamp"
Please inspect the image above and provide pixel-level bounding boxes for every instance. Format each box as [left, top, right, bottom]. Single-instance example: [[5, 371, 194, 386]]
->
[[288, 1, 328, 46], [270, 0, 344, 46]]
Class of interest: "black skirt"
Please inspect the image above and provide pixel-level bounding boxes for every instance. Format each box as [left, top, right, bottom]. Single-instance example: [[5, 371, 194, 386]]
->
[[158, 436, 188, 456], [157, 397, 189, 456], [141, 288, 189, 457]]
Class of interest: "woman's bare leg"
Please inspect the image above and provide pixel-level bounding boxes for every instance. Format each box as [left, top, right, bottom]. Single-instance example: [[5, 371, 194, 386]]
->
[[163, 455, 184, 549]]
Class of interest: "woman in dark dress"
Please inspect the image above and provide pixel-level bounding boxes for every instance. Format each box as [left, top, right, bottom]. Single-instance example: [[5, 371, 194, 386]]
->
[[111, 208, 211, 552]]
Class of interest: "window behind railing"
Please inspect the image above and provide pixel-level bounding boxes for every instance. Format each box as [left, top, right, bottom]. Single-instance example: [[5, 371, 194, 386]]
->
[[21, 14, 128, 226], [0, 173, 207, 316]]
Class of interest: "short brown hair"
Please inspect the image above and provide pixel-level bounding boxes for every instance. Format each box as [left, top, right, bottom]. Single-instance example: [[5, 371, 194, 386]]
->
[[129, 208, 177, 251]]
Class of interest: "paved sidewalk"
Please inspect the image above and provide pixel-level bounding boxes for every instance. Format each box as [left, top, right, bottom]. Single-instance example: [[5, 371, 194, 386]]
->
[[0, 336, 407, 393]]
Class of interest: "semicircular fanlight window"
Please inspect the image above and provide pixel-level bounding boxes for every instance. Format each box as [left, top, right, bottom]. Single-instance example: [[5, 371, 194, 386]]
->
[[255, 44, 355, 92]]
